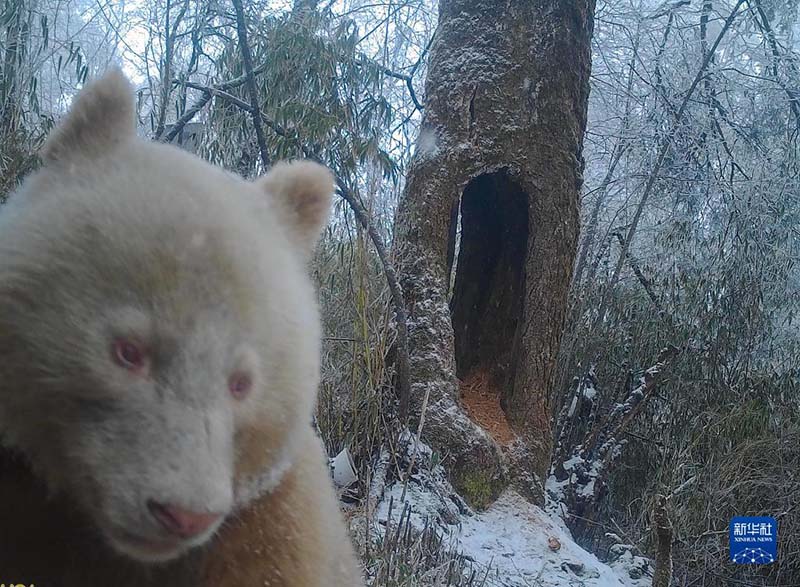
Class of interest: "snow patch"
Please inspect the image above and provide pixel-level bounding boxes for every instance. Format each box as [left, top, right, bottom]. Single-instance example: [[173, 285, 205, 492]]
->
[[567, 395, 578, 417], [416, 126, 439, 157], [377, 483, 652, 586], [374, 437, 653, 586]]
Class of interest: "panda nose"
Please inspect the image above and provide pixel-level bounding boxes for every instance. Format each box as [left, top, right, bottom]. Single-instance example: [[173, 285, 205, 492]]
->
[[147, 500, 222, 539]]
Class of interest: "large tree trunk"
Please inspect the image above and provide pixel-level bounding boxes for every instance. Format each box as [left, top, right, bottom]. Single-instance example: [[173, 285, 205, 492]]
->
[[394, 0, 594, 507]]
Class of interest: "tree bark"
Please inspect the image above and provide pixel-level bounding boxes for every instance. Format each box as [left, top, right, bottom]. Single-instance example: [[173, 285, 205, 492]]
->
[[394, 0, 595, 506], [652, 495, 673, 587]]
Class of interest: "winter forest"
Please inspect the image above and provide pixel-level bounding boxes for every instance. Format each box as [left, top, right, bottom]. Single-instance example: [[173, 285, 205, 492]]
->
[[1, 0, 798, 585]]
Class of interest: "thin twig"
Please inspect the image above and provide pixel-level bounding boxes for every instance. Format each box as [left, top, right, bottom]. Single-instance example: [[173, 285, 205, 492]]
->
[[652, 494, 673, 587], [610, 231, 666, 317]]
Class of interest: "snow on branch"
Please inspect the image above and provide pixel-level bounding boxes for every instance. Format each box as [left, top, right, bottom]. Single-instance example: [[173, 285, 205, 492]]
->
[[550, 346, 681, 526]]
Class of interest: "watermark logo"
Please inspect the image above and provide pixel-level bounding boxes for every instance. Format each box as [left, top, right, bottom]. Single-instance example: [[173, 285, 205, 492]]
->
[[730, 516, 777, 564]]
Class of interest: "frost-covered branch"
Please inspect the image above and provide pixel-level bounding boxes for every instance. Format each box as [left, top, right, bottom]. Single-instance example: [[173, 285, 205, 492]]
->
[[592, 0, 747, 329], [553, 347, 680, 524]]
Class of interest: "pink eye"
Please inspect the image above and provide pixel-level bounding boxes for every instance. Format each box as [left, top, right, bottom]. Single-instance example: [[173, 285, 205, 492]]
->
[[228, 373, 252, 400], [112, 339, 146, 372]]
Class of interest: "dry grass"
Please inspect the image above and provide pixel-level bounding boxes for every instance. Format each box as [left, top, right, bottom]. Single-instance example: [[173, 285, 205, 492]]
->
[[364, 498, 491, 587]]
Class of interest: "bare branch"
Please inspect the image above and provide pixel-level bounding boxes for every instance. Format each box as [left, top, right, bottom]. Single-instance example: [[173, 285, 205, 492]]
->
[[611, 231, 666, 318], [231, 0, 271, 170], [154, 0, 189, 140], [162, 90, 212, 143]]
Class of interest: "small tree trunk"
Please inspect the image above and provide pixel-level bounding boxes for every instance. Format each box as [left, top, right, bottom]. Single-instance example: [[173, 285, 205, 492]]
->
[[394, 0, 595, 506], [652, 495, 673, 587]]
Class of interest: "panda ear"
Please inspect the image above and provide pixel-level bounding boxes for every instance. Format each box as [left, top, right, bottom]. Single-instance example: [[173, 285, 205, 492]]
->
[[41, 67, 136, 164], [256, 160, 334, 259]]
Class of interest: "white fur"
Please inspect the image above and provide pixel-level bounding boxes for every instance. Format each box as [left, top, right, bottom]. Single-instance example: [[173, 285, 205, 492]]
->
[[234, 446, 295, 508], [0, 69, 335, 564]]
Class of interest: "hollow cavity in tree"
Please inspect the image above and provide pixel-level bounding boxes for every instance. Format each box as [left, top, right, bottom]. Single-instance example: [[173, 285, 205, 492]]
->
[[448, 170, 528, 445]]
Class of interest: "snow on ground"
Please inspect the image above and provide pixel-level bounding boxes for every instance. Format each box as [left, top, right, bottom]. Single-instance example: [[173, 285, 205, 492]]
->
[[374, 437, 652, 586]]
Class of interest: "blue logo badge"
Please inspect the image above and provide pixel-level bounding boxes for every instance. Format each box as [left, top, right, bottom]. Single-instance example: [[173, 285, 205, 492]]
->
[[730, 517, 777, 564]]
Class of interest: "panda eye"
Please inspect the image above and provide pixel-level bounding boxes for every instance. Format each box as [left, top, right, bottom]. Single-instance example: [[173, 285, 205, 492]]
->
[[228, 372, 252, 400], [112, 339, 146, 372]]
